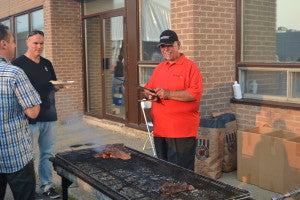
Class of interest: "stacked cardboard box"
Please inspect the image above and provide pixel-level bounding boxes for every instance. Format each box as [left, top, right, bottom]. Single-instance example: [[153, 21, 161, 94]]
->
[[283, 136, 300, 194], [237, 127, 300, 194]]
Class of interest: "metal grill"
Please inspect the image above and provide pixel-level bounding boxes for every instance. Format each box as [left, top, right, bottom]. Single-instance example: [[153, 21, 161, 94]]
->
[[51, 146, 250, 200]]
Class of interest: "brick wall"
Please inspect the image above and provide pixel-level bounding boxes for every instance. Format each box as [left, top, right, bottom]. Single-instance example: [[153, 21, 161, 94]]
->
[[242, 0, 276, 62], [44, 0, 84, 123], [232, 103, 300, 133], [171, 0, 236, 117], [3, 0, 299, 133], [0, 0, 43, 18], [171, 0, 300, 134], [231, 0, 299, 134]]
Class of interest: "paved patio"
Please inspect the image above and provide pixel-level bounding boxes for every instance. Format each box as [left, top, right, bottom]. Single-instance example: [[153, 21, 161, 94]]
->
[[5, 116, 282, 200]]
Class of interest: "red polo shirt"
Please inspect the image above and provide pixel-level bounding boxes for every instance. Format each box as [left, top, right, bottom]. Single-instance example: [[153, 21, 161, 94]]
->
[[145, 54, 202, 138]]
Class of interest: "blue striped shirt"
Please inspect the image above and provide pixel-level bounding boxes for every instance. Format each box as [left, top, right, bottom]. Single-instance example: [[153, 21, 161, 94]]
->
[[0, 56, 41, 173]]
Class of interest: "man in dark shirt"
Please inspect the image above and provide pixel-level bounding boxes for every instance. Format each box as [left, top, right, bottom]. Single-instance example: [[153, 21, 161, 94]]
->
[[111, 54, 124, 94], [113, 54, 124, 79], [12, 30, 63, 199]]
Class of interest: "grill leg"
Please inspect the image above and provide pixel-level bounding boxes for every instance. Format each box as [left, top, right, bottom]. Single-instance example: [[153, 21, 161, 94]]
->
[[62, 176, 72, 200]]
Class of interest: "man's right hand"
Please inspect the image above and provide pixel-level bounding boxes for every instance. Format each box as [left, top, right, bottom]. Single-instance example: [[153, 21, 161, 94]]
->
[[148, 94, 159, 102], [25, 105, 40, 119]]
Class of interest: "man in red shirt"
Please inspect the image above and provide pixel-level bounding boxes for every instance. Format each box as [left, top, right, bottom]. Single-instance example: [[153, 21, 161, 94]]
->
[[144, 30, 202, 171]]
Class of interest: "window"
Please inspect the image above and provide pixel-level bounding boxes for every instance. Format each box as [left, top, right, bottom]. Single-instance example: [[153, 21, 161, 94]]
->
[[1, 8, 44, 57], [15, 14, 29, 57], [31, 9, 44, 31], [239, 68, 300, 102], [138, 0, 170, 85], [238, 0, 300, 103], [84, 17, 102, 116], [239, 68, 287, 98], [84, 0, 124, 16], [139, 0, 170, 62], [291, 72, 300, 98], [0, 19, 10, 29], [139, 65, 155, 86]]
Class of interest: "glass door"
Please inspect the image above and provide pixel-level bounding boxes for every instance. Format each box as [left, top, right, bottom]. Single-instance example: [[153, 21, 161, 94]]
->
[[103, 15, 125, 119], [85, 16, 102, 116]]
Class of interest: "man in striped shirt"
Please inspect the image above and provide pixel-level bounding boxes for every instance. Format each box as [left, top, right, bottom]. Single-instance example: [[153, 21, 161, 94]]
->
[[0, 24, 41, 200]]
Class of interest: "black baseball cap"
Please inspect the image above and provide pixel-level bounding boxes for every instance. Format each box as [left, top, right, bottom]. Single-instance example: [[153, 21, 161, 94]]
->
[[158, 30, 179, 47]]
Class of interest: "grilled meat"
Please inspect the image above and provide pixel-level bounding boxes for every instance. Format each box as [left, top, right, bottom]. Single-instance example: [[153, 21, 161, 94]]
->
[[94, 143, 131, 160], [159, 182, 194, 195]]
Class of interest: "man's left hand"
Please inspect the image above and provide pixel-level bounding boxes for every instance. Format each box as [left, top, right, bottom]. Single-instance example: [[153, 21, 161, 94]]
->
[[155, 88, 170, 99]]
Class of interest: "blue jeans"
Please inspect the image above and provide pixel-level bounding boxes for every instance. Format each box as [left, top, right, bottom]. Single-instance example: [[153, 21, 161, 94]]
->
[[30, 121, 57, 192], [113, 76, 124, 94]]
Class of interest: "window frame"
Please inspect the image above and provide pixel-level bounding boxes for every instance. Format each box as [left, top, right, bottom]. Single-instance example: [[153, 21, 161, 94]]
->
[[0, 18, 12, 31], [0, 7, 43, 56], [139, 64, 156, 86], [239, 67, 300, 102], [236, 0, 300, 106], [137, 0, 170, 86], [1, 6, 43, 33]]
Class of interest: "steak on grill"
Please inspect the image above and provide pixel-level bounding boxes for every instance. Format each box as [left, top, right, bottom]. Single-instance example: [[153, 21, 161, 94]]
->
[[159, 182, 194, 195], [93, 143, 131, 160]]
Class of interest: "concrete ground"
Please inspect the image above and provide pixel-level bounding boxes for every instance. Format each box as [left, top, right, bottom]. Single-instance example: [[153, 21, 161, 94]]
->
[[4, 116, 295, 200]]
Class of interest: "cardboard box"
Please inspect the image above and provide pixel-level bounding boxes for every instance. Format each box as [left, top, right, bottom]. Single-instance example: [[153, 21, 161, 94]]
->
[[238, 127, 300, 194], [259, 131, 297, 193], [283, 136, 300, 193], [237, 126, 274, 185]]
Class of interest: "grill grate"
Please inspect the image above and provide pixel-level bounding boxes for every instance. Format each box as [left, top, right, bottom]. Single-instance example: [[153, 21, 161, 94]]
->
[[52, 146, 250, 200]]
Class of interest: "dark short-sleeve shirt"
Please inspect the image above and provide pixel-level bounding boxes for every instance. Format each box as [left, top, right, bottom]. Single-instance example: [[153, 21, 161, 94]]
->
[[114, 61, 124, 78], [12, 55, 57, 124]]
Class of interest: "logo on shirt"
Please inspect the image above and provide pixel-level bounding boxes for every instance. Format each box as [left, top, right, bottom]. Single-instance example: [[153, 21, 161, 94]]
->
[[44, 66, 48, 71], [173, 74, 183, 79]]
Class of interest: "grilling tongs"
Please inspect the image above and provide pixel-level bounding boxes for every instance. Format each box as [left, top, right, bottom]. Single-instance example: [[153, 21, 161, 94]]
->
[[115, 77, 155, 93]]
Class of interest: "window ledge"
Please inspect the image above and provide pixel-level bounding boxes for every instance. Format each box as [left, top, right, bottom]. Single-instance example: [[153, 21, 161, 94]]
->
[[230, 98, 300, 110]]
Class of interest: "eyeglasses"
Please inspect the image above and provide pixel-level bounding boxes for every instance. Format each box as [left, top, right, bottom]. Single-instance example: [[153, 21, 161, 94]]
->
[[28, 30, 44, 38]]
